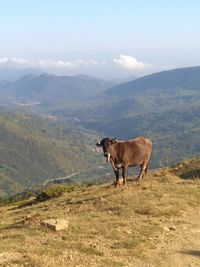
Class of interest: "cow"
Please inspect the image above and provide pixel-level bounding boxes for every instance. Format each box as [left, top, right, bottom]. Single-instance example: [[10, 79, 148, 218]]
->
[[96, 136, 152, 186]]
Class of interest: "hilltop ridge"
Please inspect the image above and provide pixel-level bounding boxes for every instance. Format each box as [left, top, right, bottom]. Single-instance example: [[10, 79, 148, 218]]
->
[[104, 65, 200, 98]]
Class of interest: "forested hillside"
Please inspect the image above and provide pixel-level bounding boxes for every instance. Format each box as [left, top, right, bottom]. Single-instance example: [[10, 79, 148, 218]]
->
[[50, 66, 200, 168], [56, 66, 200, 121], [0, 73, 113, 111], [81, 106, 200, 167], [104, 66, 200, 98], [0, 110, 99, 196]]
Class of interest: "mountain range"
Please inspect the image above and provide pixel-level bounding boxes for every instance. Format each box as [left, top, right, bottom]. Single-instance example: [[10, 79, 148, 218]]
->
[[58, 66, 200, 121], [1, 66, 200, 195], [54, 66, 200, 167], [105, 66, 200, 98], [0, 73, 114, 111]]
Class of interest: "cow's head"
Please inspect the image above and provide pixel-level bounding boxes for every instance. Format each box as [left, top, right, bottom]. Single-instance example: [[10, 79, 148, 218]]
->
[[96, 137, 117, 162]]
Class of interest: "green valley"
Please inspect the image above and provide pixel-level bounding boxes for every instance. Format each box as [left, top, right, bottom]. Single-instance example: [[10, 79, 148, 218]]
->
[[0, 109, 100, 197]]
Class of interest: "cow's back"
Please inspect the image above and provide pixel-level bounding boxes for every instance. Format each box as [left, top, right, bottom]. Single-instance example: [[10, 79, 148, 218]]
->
[[115, 137, 152, 166]]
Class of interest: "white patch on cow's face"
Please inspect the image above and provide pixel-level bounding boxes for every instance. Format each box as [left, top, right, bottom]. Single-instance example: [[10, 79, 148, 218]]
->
[[106, 153, 111, 162]]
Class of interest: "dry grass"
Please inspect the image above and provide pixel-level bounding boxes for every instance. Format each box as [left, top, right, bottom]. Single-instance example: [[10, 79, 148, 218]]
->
[[0, 165, 200, 266]]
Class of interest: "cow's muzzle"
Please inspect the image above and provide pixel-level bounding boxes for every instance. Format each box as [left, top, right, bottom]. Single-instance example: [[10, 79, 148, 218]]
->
[[104, 152, 111, 162]]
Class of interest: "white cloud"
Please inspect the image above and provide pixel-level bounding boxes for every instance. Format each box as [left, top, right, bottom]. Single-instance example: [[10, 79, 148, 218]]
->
[[37, 59, 99, 69], [37, 59, 73, 69], [0, 57, 100, 70], [0, 57, 30, 67], [113, 55, 153, 70], [0, 56, 155, 77]]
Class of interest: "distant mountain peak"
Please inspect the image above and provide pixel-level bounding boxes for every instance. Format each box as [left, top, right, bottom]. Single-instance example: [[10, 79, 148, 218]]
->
[[104, 65, 200, 97], [0, 67, 43, 81], [75, 74, 99, 80], [38, 73, 56, 79]]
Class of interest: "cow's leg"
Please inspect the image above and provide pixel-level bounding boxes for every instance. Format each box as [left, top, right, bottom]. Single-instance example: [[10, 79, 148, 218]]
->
[[137, 163, 147, 180], [138, 160, 150, 180], [145, 162, 149, 174], [114, 169, 120, 187], [122, 167, 127, 185], [137, 164, 143, 180]]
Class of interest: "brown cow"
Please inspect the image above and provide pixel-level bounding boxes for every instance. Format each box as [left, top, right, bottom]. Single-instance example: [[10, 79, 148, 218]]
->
[[96, 137, 152, 186]]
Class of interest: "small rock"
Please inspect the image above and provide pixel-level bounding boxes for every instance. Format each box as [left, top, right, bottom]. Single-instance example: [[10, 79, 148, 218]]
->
[[169, 226, 176, 231], [26, 214, 33, 219], [124, 229, 132, 234], [41, 218, 69, 231], [163, 226, 170, 231]]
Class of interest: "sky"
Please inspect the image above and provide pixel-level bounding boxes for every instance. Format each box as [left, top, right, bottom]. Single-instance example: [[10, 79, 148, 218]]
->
[[1, 0, 200, 78]]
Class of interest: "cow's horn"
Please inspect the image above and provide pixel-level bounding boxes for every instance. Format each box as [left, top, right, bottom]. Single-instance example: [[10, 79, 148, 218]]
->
[[96, 141, 101, 146]]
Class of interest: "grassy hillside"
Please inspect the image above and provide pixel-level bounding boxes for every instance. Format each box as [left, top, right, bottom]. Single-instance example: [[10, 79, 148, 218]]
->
[[0, 110, 100, 197], [53, 66, 200, 168], [0, 73, 113, 111], [104, 65, 200, 98], [59, 66, 200, 122], [81, 106, 200, 167], [0, 158, 200, 266]]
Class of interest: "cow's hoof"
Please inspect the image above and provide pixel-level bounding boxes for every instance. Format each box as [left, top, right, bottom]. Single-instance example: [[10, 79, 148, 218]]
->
[[114, 182, 118, 187]]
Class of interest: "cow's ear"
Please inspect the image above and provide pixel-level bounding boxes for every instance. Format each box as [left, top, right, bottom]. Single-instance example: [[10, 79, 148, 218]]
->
[[110, 140, 117, 145], [110, 137, 117, 145]]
